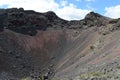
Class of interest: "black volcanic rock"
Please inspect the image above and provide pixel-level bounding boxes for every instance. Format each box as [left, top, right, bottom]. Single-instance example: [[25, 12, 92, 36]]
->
[[0, 8, 68, 35], [6, 9, 49, 35], [0, 9, 7, 32], [0, 9, 111, 35], [67, 12, 110, 29], [45, 11, 59, 21], [82, 12, 110, 27], [85, 12, 103, 20]]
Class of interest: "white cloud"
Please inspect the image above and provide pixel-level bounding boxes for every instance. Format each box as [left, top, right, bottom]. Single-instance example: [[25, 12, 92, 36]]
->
[[56, 4, 91, 20], [60, 0, 68, 7], [105, 5, 120, 19], [0, 0, 91, 20], [1, 0, 59, 12]]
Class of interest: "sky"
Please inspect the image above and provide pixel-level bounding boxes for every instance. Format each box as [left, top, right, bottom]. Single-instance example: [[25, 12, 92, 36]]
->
[[0, 0, 120, 20]]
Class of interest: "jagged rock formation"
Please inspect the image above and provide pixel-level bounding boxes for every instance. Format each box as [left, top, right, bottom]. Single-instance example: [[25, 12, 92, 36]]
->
[[0, 8, 120, 80]]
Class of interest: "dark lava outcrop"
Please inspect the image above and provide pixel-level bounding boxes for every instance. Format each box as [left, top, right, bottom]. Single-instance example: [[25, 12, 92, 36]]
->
[[0, 8, 120, 80]]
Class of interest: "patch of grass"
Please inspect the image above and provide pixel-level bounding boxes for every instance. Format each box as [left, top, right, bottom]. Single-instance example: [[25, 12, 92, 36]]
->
[[79, 72, 104, 79], [21, 77, 32, 80], [79, 74, 89, 79], [51, 77, 59, 80], [90, 72, 103, 77], [38, 76, 44, 80], [116, 65, 120, 69]]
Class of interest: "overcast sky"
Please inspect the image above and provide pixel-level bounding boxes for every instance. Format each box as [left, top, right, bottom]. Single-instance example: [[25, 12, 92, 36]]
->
[[0, 0, 120, 20]]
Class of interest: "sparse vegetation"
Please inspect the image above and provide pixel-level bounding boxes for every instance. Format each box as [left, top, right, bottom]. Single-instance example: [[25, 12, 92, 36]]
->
[[79, 71, 103, 79], [51, 77, 59, 80], [116, 64, 120, 69], [79, 72, 113, 79], [38, 76, 44, 80], [90, 72, 103, 77], [21, 77, 32, 80]]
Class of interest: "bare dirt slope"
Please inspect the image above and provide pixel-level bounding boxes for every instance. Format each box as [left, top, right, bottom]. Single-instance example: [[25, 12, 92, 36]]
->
[[0, 8, 120, 80]]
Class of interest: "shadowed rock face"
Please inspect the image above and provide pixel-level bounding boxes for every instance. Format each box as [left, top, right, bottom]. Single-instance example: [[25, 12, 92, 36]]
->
[[0, 8, 120, 80], [0, 30, 68, 79]]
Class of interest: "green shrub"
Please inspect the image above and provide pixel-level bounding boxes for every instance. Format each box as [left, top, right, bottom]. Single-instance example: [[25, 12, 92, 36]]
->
[[116, 65, 120, 69], [90, 45, 95, 50]]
